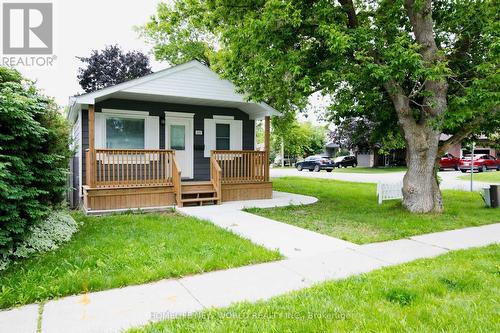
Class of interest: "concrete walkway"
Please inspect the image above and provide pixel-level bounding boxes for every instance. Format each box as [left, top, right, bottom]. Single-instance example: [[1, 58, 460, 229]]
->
[[1, 191, 499, 333], [177, 191, 357, 258]]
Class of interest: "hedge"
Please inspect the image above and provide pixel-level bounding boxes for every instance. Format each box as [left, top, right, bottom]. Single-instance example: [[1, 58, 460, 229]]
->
[[0, 67, 72, 259]]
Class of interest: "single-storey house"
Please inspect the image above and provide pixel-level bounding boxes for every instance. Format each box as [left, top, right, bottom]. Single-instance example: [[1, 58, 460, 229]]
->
[[68, 60, 278, 213]]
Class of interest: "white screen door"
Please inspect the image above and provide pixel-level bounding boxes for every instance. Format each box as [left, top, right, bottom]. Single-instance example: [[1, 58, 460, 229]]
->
[[165, 114, 194, 179]]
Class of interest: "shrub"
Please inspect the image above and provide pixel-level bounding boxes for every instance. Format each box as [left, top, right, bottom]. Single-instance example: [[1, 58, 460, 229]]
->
[[0, 211, 80, 270], [0, 67, 72, 259]]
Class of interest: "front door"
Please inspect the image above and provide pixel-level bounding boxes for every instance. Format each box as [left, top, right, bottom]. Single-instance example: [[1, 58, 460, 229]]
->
[[165, 114, 194, 179]]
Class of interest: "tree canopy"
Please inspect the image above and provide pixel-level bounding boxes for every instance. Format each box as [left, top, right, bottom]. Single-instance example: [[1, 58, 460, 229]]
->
[[143, 0, 498, 136], [77, 45, 152, 93], [142, 0, 499, 213], [272, 120, 326, 159]]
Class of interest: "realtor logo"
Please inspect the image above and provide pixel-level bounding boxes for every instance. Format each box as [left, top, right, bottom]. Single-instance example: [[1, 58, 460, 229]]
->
[[2, 3, 53, 54]]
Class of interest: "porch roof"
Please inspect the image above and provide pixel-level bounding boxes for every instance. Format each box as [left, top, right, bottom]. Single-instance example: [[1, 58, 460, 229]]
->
[[68, 60, 280, 122]]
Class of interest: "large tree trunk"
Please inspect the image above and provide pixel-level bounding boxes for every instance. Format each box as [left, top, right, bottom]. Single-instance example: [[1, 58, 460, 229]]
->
[[384, 80, 444, 213], [402, 123, 443, 213]]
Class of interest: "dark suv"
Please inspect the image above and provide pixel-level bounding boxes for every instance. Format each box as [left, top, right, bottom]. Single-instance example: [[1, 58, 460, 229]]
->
[[296, 156, 335, 172], [333, 155, 358, 168]]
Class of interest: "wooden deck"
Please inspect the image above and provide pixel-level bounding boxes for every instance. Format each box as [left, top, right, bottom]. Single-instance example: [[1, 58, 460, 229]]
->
[[83, 149, 272, 212]]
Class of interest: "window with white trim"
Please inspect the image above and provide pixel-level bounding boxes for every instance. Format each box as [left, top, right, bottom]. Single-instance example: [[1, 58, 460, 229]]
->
[[95, 109, 159, 150], [203, 116, 242, 157], [216, 123, 230, 150], [105, 117, 145, 149]]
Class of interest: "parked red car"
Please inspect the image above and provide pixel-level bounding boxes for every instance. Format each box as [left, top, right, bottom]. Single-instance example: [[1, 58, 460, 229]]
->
[[459, 154, 500, 173], [439, 153, 460, 170]]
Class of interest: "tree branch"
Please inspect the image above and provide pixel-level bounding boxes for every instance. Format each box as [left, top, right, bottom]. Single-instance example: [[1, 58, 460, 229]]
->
[[437, 108, 498, 155], [408, 79, 427, 98], [405, 0, 448, 118], [338, 0, 358, 28], [404, 0, 438, 63], [383, 80, 416, 128]]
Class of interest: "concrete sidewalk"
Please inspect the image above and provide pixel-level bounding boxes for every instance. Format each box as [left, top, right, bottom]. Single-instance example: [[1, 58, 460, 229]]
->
[[1, 190, 499, 333]]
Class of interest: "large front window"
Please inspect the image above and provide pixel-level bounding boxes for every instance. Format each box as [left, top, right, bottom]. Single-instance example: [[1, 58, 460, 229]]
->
[[216, 123, 230, 150], [106, 117, 145, 149]]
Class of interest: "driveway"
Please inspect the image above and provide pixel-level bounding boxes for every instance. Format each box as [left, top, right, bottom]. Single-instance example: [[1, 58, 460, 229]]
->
[[271, 168, 499, 191]]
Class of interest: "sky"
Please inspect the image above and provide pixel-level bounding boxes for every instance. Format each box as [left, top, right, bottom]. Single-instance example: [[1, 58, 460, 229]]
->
[[3, 0, 326, 125], [6, 0, 164, 106]]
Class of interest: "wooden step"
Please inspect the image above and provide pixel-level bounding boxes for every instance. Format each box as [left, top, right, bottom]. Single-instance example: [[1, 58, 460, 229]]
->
[[181, 181, 212, 188], [181, 197, 219, 203], [181, 181, 212, 185], [179, 181, 218, 207], [181, 189, 215, 195], [181, 185, 214, 192]]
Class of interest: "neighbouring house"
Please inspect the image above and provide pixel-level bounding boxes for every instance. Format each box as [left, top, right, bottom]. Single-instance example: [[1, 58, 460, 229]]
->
[[323, 141, 340, 158], [68, 60, 278, 213], [439, 134, 499, 158]]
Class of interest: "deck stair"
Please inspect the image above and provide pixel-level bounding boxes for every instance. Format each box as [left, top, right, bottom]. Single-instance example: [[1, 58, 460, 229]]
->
[[179, 181, 219, 207]]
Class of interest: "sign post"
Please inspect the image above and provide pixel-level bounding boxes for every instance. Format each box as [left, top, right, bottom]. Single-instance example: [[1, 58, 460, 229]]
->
[[470, 141, 475, 192]]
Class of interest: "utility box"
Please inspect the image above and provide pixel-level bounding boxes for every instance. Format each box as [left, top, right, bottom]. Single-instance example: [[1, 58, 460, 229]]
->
[[490, 185, 499, 208]]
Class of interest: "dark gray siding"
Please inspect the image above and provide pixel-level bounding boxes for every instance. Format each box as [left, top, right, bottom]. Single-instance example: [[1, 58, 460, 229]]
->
[[81, 98, 255, 181]]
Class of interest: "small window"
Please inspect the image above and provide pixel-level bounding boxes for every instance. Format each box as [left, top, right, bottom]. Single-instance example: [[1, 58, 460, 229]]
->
[[106, 117, 145, 149], [170, 125, 186, 150], [216, 123, 230, 150]]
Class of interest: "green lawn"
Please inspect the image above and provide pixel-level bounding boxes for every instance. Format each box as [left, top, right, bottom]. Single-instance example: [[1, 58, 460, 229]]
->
[[459, 171, 500, 183], [331, 166, 407, 173], [247, 177, 499, 244], [0, 212, 280, 309], [131, 245, 500, 333]]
